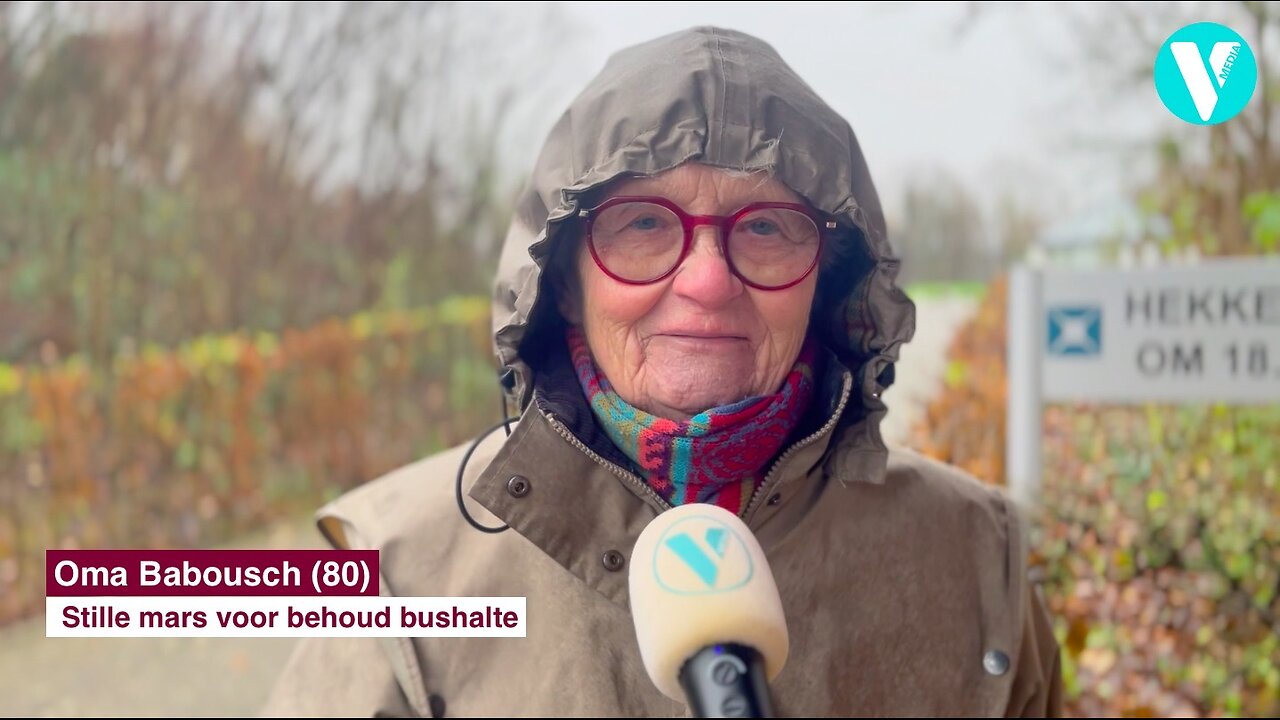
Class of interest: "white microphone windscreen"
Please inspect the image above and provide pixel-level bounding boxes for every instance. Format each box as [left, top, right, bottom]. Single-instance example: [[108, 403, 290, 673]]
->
[[628, 503, 789, 701]]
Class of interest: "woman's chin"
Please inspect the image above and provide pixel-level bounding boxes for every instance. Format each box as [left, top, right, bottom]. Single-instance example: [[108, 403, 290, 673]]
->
[[641, 383, 753, 420], [634, 347, 759, 411]]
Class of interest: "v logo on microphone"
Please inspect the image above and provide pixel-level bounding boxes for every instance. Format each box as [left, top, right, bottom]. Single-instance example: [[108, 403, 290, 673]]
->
[[665, 527, 730, 588], [1169, 41, 1241, 122], [653, 514, 753, 595]]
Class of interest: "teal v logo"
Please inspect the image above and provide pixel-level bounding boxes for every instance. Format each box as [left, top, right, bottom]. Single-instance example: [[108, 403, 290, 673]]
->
[[1169, 41, 1240, 121], [664, 528, 730, 588], [1153, 22, 1257, 125], [652, 514, 753, 595]]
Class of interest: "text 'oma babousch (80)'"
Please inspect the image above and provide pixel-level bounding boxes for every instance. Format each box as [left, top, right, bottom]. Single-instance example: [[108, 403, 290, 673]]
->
[[45, 549, 526, 638]]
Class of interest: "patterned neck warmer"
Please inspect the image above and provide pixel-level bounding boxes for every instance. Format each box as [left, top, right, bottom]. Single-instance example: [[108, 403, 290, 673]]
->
[[566, 326, 818, 515]]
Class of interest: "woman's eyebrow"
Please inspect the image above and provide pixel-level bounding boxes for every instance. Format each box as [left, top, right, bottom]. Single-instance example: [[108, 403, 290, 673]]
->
[[607, 188, 798, 211]]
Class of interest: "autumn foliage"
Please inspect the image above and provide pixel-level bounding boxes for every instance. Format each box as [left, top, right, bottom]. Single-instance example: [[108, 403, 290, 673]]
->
[[0, 298, 495, 626]]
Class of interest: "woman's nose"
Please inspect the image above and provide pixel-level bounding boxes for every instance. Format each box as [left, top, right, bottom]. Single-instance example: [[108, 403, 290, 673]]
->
[[670, 226, 743, 308]]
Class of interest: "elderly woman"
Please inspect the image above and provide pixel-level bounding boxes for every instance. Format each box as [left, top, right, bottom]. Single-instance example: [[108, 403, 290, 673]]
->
[[265, 27, 1062, 717]]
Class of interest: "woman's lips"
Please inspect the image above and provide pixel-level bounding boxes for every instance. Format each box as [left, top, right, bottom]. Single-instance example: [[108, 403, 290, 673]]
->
[[650, 333, 749, 349]]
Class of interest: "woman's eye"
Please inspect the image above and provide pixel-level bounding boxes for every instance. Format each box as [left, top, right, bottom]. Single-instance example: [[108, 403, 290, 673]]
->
[[746, 219, 779, 235], [629, 216, 661, 231]]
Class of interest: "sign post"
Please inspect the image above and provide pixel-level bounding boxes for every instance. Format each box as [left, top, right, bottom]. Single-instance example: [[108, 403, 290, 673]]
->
[[1006, 267, 1043, 509]]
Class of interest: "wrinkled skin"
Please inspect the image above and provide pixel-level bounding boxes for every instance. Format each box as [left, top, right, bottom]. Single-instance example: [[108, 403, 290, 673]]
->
[[559, 162, 818, 421]]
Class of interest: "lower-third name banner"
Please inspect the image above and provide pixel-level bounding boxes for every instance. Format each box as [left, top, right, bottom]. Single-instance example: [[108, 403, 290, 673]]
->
[[47, 596, 526, 638]]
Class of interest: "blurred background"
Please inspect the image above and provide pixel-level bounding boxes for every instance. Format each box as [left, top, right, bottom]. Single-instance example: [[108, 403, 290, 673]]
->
[[0, 1, 1276, 716]]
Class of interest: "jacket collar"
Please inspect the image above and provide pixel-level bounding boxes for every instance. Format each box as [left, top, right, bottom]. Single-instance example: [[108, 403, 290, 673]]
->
[[468, 345, 887, 608]]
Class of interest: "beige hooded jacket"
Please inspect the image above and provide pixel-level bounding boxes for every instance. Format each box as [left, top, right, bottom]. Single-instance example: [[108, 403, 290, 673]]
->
[[263, 26, 1063, 718]]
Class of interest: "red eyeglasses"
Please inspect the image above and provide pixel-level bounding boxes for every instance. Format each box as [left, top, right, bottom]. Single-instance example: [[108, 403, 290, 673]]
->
[[579, 196, 834, 290]]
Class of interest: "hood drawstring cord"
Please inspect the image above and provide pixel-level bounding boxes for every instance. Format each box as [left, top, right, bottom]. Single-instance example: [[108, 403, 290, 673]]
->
[[454, 383, 517, 534]]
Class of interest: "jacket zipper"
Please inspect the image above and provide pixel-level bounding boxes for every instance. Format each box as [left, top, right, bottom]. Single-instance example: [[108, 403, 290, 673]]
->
[[540, 409, 673, 512], [539, 369, 852, 522], [742, 370, 854, 522]]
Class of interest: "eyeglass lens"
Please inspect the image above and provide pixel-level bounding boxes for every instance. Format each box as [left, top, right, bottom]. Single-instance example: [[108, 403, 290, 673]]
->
[[590, 201, 819, 288]]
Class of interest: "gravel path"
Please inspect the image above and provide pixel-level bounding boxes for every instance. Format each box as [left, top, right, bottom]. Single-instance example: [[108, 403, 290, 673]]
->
[[880, 295, 979, 446], [0, 519, 321, 717], [0, 295, 977, 718]]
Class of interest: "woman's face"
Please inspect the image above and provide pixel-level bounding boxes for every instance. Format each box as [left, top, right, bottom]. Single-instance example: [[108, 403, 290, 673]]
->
[[562, 163, 819, 421]]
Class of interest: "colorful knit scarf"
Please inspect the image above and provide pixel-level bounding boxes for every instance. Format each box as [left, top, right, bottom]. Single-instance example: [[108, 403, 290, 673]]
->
[[567, 326, 817, 515]]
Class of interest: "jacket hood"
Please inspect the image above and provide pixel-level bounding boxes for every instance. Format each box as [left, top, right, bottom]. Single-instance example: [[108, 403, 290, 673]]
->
[[492, 26, 915, 435]]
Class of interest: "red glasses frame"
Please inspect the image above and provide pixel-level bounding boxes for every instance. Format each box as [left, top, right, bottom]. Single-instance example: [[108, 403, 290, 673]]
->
[[579, 195, 836, 290]]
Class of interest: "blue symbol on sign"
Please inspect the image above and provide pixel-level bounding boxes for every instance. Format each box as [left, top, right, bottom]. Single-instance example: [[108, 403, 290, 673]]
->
[[1047, 306, 1102, 357]]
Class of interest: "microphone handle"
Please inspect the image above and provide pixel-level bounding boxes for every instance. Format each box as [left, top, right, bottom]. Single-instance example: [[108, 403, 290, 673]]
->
[[678, 643, 775, 718]]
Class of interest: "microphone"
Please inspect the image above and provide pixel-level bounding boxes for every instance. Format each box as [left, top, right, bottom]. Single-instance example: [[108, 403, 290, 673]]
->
[[628, 503, 788, 718]]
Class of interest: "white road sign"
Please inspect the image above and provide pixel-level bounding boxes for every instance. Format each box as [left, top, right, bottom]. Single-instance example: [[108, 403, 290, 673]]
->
[[1039, 258, 1280, 403], [1005, 257, 1280, 508]]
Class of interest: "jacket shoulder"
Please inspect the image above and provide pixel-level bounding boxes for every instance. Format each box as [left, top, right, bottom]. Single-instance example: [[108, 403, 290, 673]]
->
[[275, 430, 510, 718], [314, 426, 509, 553], [883, 446, 1028, 586], [884, 445, 1015, 516], [883, 447, 1052, 713], [882, 446, 1025, 551], [881, 449, 1066, 716]]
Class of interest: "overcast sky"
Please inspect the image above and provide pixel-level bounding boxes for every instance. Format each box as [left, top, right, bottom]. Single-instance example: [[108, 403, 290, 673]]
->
[[502, 1, 1192, 234]]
